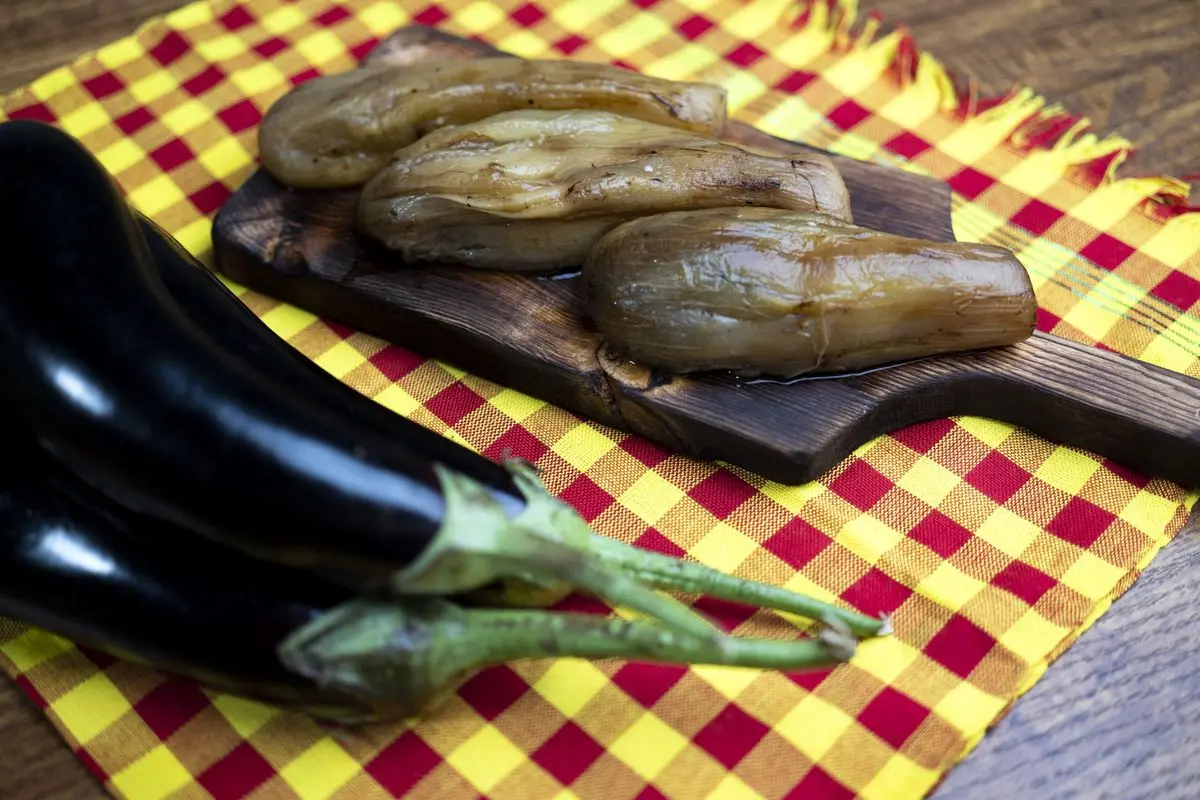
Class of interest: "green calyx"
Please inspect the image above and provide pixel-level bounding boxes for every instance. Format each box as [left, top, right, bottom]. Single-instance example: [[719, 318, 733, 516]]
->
[[389, 461, 718, 641], [389, 457, 888, 645]]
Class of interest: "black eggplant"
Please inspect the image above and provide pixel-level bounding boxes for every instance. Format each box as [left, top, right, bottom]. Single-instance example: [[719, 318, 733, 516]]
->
[[0, 118, 610, 604], [0, 119, 887, 647], [0, 423, 861, 723], [136, 215, 522, 512], [137, 215, 526, 512], [0, 422, 377, 722], [138, 217, 889, 639]]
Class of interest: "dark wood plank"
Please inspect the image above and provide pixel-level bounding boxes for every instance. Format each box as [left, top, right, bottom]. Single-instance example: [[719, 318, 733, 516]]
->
[[0, 0, 182, 92], [0, 2, 1198, 800], [597, 329, 1200, 487], [0, 685, 102, 800]]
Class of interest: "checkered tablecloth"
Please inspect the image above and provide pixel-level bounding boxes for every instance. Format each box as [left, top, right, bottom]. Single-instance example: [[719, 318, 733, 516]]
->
[[2, 0, 1199, 798]]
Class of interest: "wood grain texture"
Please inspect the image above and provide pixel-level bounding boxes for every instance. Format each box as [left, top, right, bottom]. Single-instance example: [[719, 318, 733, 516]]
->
[[0, 685, 102, 800], [0, 0, 183, 92], [0, 1, 1197, 799]]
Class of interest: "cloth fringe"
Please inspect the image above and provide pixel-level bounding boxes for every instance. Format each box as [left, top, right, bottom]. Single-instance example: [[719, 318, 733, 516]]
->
[[774, 0, 1199, 238]]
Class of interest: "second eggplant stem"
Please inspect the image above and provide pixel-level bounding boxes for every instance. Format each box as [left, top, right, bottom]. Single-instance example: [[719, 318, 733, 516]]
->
[[583, 534, 889, 639], [280, 596, 859, 720], [446, 602, 859, 669]]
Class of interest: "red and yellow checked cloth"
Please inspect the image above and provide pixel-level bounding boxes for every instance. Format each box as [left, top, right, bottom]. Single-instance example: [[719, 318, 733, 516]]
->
[[2, 0, 1200, 798]]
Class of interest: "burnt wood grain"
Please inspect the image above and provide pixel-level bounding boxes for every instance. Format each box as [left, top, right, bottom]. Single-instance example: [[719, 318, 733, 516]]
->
[[212, 26, 1200, 490]]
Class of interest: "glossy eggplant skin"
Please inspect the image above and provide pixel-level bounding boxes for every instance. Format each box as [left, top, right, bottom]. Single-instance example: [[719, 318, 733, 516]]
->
[[0, 120, 504, 586], [136, 215, 524, 512], [0, 425, 378, 722]]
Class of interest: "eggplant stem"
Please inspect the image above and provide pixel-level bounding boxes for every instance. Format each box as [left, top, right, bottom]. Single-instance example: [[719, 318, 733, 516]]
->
[[444, 604, 858, 669], [390, 459, 887, 644], [490, 536, 723, 642], [582, 534, 888, 639], [279, 597, 857, 718]]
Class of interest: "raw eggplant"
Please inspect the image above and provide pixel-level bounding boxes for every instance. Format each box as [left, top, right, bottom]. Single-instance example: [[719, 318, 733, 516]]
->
[[0, 120, 456, 582], [0, 426, 860, 724], [138, 214, 890, 640], [0, 424, 379, 722], [136, 215, 524, 513]]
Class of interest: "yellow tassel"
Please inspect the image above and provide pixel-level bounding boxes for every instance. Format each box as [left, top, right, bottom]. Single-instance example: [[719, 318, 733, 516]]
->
[[1160, 213, 1200, 253], [780, 0, 837, 64], [915, 51, 960, 113]]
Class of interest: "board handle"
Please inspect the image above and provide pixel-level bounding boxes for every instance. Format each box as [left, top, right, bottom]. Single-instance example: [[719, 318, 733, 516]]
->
[[854, 331, 1200, 489]]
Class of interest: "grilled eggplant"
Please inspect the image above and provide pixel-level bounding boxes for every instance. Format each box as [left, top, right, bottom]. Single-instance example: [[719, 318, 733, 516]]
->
[[258, 59, 728, 188], [0, 120, 888, 644], [584, 207, 1037, 377], [356, 109, 852, 270]]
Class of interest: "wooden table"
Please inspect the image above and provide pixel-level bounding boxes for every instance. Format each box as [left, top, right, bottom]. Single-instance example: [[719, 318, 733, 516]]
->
[[1, 1, 1198, 798]]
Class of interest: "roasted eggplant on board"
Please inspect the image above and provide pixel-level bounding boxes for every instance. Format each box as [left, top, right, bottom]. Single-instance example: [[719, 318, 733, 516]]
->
[[584, 208, 1037, 378], [258, 58, 730, 188], [0, 119, 888, 722], [355, 109, 853, 270], [257, 54, 1035, 376]]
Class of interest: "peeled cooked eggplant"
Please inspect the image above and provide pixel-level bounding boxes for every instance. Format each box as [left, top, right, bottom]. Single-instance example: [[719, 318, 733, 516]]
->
[[258, 59, 728, 189], [355, 109, 852, 271], [584, 207, 1036, 378]]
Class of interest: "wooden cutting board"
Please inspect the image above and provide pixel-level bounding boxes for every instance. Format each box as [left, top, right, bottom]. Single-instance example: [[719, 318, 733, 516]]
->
[[211, 26, 1200, 489]]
